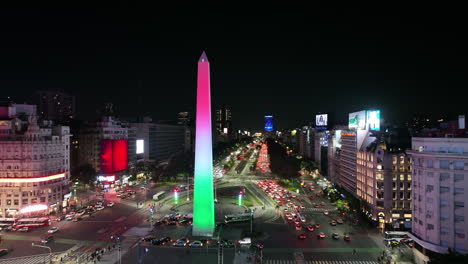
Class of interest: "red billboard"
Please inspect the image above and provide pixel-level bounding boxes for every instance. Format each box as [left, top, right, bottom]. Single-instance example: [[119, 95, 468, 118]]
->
[[100, 139, 128, 173]]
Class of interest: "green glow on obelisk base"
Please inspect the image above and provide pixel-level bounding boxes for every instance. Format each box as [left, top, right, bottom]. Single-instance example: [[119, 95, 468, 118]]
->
[[192, 51, 215, 237]]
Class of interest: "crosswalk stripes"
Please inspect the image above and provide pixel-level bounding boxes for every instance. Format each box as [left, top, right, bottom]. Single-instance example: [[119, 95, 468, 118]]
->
[[263, 260, 378, 264]]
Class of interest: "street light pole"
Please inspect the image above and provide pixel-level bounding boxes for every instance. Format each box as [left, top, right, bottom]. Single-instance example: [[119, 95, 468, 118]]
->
[[32, 243, 51, 264]]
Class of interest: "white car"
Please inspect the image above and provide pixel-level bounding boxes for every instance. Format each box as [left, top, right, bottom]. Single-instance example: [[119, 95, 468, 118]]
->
[[96, 206, 105, 211], [48, 227, 59, 233], [238, 237, 251, 245], [107, 202, 115, 207], [189, 241, 203, 247], [299, 215, 306, 223]]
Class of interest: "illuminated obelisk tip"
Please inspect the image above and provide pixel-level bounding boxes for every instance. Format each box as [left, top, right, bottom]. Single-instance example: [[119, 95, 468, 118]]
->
[[192, 51, 215, 237]]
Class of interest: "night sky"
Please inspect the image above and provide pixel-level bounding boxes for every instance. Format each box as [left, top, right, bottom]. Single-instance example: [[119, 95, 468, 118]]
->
[[1, 4, 466, 130]]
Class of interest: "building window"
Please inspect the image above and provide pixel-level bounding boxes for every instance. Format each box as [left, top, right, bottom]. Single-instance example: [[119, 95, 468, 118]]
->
[[426, 185, 434, 192], [455, 215, 465, 222], [6, 200, 11, 205], [400, 174, 405, 181], [455, 188, 464, 195], [440, 173, 450, 181], [440, 160, 449, 169], [40, 197, 46, 203], [455, 201, 465, 208], [426, 160, 434, 168], [31, 198, 37, 203], [427, 172, 433, 177], [407, 174, 412, 181], [427, 224, 434, 230], [440, 187, 450, 193], [454, 161, 464, 170], [22, 199, 28, 205], [454, 174, 465, 182], [393, 192, 396, 199], [400, 192, 404, 199]]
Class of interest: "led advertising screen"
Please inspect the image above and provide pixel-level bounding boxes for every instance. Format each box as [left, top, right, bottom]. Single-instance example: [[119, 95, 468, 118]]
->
[[136, 139, 144, 154], [264, 115, 273, 131], [112, 139, 128, 172], [100, 140, 113, 173], [367, 110, 381, 131], [348, 110, 366, 130], [316, 114, 328, 127], [100, 139, 128, 173]]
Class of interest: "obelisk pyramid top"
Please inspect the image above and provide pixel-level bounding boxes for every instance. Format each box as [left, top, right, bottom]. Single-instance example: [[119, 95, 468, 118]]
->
[[198, 51, 209, 63]]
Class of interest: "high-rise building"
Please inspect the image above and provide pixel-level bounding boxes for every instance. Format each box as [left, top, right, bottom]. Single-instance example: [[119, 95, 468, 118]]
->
[[409, 137, 468, 260], [76, 115, 128, 186], [356, 134, 412, 230], [215, 106, 231, 135], [36, 89, 75, 124], [0, 104, 71, 218], [131, 118, 186, 163]]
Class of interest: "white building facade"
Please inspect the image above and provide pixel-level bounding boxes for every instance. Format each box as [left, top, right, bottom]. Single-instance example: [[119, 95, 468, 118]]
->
[[0, 104, 70, 218], [409, 137, 468, 262]]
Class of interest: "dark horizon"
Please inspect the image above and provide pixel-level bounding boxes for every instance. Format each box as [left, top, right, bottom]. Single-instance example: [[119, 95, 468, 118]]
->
[[1, 5, 466, 130]]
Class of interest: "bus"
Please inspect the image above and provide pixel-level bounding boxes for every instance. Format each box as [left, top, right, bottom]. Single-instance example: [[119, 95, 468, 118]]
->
[[225, 213, 252, 224], [14, 218, 51, 229], [384, 231, 409, 242], [153, 191, 166, 201], [0, 218, 17, 230]]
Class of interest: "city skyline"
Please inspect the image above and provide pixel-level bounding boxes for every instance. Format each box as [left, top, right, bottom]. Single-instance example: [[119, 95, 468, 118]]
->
[[1, 5, 466, 130]]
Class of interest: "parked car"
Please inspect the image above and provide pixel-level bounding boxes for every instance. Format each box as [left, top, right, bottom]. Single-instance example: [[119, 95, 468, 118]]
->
[[250, 242, 264, 250], [17, 227, 29, 232], [317, 232, 326, 239], [297, 234, 307, 240], [218, 240, 235, 248], [332, 233, 340, 240], [107, 202, 115, 207], [344, 235, 351, 241]]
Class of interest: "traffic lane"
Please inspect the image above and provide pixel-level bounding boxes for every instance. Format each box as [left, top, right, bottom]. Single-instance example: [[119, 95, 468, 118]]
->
[[122, 246, 219, 264]]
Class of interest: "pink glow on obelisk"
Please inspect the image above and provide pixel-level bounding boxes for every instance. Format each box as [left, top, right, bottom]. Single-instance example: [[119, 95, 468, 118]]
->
[[192, 51, 215, 236]]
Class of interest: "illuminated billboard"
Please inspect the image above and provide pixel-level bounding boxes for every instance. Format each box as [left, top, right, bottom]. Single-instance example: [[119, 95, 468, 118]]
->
[[136, 139, 144, 154], [100, 139, 128, 173], [367, 110, 381, 131], [316, 114, 328, 127], [264, 115, 273, 131], [348, 110, 366, 130]]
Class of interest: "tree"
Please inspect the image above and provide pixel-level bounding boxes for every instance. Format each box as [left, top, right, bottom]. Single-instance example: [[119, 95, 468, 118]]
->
[[71, 163, 96, 185]]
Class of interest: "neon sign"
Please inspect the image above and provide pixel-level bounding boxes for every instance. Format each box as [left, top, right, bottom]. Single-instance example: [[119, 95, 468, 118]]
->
[[0, 172, 65, 183]]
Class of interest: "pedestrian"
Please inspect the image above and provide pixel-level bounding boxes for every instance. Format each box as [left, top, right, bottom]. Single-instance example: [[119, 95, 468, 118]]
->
[[97, 256, 101, 261], [353, 249, 356, 255], [108, 246, 111, 252]]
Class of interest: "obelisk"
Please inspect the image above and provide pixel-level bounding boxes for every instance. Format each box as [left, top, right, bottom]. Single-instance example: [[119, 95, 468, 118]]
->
[[192, 51, 215, 237]]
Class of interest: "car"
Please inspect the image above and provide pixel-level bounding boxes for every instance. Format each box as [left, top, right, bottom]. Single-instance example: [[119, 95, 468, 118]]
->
[[314, 223, 320, 229], [96, 206, 104, 211], [189, 241, 203, 247], [107, 202, 115, 207], [330, 221, 337, 226], [295, 224, 302, 230], [0, 249, 9, 257], [299, 215, 306, 223], [48, 227, 59, 234], [408, 242, 414, 248], [77, 210, 86, 216], [313, 204, 319, 208], [250, 243, 264, 250], [344, 235, 351, 241], [299, 205, 305, 209], [173, 240, 187, 247], [238, 237, 251, 245], [41, 235, 54, 244], [336, 219, 344, 224], [294, 219, 300, 225], [309, 195, 315, 199], [401, 238, 413, 243], [142, 235, 157, 242], [17, 227, 29, 232], [323, 211, 329, 216], [307, 225, 315, 231], [178, 219, 191, 225], [0, 226, 13, 232], [66, 216, 74, 221], [219, 240, 235, 248], [158, 237, 172, 246], [317, 232, 326, 239], [297, 233, 307, 240], [332, 233, 340, 240]]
